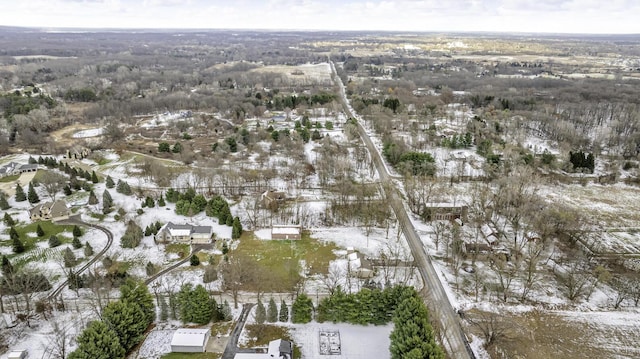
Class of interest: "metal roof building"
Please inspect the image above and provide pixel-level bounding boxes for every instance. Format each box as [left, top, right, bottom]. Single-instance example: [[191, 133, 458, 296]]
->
[[170, 328, 211, 353]]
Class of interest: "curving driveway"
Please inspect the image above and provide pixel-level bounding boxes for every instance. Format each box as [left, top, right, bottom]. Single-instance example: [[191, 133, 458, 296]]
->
[[48, 215, 114, 300]]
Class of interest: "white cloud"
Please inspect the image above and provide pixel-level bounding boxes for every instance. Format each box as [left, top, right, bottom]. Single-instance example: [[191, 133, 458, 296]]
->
[[0, 0, 637, 33]]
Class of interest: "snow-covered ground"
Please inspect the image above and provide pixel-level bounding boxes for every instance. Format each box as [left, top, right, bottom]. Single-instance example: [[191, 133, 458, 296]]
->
[[72, 128, 103, 138]]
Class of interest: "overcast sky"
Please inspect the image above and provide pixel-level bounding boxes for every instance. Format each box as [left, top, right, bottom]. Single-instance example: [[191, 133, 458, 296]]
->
[[0, 0, 638, 34]]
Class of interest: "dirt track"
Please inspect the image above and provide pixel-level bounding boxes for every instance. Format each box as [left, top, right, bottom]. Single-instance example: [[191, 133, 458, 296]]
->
[[0, 171, 36, 197]]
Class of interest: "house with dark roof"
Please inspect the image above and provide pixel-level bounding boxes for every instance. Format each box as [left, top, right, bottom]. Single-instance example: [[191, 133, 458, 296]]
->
[[157, 222, 213, 244], [29, 200, 70, 222]]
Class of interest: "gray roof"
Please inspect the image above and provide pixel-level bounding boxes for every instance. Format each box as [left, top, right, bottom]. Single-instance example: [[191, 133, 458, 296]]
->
[[18, 164, 38, 171], [192, 226, 212, 234], [279, 340, 293, 354], [165, 222, 212, 235], [0, 162, 19, 175]]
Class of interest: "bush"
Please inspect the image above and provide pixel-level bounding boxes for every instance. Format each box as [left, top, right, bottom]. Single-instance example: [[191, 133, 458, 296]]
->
[[291, 293, 313, 323], [190, 254, 200, 266], [120, 221, 143, 248], [49, 235, 61, 248], [72, 236, 82, 249]]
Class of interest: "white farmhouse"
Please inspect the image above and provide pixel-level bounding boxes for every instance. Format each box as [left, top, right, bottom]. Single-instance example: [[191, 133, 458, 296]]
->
[[156, 222, 213, 244]]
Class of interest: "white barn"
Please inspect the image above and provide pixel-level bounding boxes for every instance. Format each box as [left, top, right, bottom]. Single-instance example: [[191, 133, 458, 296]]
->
[[271, 225, 302, 240], [170, 328, 211, 353]]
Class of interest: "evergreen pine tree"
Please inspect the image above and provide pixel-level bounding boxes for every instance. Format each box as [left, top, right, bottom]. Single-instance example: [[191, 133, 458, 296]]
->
[[72, 236, 82, 249], [9, 226, 19, 241], [119, 279, 156, 327], [63, 184, 73, 196], [84, 242, 94, 256], [12, 236, 24, 254], [63, 247, 77, 267], [67, 320, 125, 359], [49, 235, 61, 248], [0, 195, 10, 210], [73, 225, 83, 237], [232, 216, 243, 239], [255, 299, 266, 324], [88, 189, 98, 205], [192, 285, 216, 324], [177, 284, 215, 324], [3, 213, 15, 226], [291, 293, 313, 323], [389, 290, 444, 359], [27, 182, 40, 203], [267, 298, 278, 323], [103, 190, 113, 214], [116, 180, 132, 195], [105, 175, 115, 188], [221, 300, 232, 321], [15, 183, 26, 202], [279, 300, 289, 322], [36, 224, 45, 237], [190, 254, 200, 266], [102, 300, 148, 352], [1, 255, 14, 276], [158, 194, 166, 207], [91, 170, 99, 183]]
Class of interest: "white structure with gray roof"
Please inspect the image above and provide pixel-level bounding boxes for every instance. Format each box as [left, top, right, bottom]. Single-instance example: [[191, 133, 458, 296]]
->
[[170, 328, 210, 353], [157, 222, 213, 244]]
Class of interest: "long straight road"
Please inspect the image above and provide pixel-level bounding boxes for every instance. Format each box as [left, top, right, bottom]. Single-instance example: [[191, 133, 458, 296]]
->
[[329, 61, 474, 359]]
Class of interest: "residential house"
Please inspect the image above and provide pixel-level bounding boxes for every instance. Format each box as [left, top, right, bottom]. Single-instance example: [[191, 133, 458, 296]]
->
[[347, 250, 374, 279], [29, 200, 70, 222], [234, 339, 293, 359], [157, 222, 213, 244], [0, 162, 19, 178], [423, 203, 468, 222], [271, 225, 301, 240], [170, 328, 210, 353], [0, 162, 37, 178], [261, 190, 286, 210]]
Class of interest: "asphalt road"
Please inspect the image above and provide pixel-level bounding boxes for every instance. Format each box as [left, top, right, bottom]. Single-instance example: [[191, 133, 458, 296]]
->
[[330, 61, 474, 359], [221, 303, 255, 359]]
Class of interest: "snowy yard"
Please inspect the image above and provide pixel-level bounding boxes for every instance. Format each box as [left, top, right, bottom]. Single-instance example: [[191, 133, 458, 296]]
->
[[286, 323, 393, 359]]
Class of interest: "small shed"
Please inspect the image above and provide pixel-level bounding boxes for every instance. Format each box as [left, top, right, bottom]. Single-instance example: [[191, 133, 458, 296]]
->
[[7, 350, 28, 359], [171, 328, 211, 353], [272, 225, 302, 240]]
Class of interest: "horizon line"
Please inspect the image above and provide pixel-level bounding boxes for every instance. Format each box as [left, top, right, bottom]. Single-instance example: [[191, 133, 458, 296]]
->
[[1, 25, 639, 37]]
